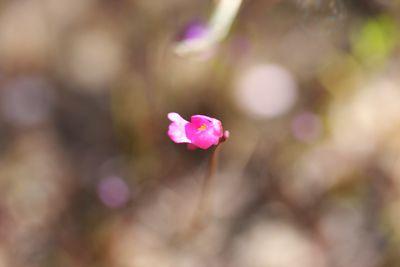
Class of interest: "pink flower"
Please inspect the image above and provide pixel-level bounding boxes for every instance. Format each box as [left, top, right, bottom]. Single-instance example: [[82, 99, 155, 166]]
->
[[167, 112, 229, 149]]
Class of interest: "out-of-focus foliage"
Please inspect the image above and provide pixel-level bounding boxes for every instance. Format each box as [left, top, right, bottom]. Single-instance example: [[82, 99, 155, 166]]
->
[[352, 15, 398, 66], [0, 0, 400, 266]]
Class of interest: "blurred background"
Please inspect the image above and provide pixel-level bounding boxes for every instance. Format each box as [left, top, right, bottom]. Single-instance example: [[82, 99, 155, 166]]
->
[[0, 0, 400, 266]]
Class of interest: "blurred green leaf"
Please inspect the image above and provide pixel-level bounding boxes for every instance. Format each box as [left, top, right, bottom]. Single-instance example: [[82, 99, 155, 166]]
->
[[352, 16, 398, 66]]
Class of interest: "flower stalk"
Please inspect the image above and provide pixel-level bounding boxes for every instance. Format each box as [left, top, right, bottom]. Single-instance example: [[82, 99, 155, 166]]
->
[[190, 144, 221, 230], [167, 112, 228, 239]]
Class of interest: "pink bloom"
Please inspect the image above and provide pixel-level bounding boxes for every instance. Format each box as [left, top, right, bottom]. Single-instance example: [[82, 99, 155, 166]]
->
[[167, 112, 228, 149]]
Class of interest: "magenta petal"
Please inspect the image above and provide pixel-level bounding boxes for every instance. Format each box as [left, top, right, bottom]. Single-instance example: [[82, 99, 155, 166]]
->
[[185, 122, 220, 149], [190, 115, 223, 138], [167, 112, 190, 143], [167, 112, 227, 150], [210, 119, 223, 137]]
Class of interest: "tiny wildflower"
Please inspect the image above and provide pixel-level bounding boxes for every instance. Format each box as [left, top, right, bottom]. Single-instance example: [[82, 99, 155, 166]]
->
[[167, 112, 229, 149]]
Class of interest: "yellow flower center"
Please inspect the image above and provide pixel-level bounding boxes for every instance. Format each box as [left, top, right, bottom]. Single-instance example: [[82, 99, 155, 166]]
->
[[198, 124, 207, 131]]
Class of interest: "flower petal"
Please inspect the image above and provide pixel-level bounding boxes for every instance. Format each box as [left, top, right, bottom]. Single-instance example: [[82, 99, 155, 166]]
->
[[168, 112, 187, 123], [167, 113, 227, 150], [167, 113, 190, 143], [185, 122, 219, 149], [191, 115, 223, 137]]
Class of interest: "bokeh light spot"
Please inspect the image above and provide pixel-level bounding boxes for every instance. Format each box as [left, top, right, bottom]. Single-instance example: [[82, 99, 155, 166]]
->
[[235, 64, 298, 118], [1, 76, 53, 127], [291, 111, 322, 143], [97, 176, 130, 209]]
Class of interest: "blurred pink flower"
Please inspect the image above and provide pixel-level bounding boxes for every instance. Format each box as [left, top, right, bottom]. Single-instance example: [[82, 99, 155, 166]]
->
[[178, 20, 209, 42], [167, 112, 229, 149]]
